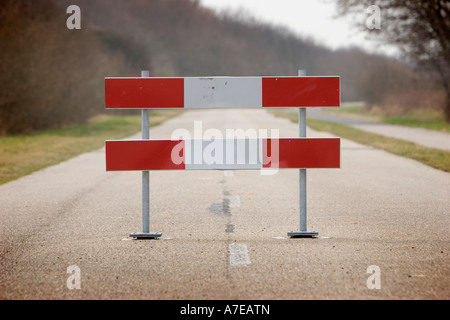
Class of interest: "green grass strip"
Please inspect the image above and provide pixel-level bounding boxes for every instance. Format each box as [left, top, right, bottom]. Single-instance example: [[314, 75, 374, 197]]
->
[[325, 106, 450, 133], [382, 110, 450, 132], [0, 110, 182, 185]]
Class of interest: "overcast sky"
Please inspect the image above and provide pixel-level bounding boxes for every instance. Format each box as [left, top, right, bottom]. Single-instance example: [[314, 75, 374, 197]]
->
[[199, 0, 384, 54]]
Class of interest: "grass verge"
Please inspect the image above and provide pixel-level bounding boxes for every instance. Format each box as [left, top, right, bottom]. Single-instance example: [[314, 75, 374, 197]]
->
[[270, 109, 450, 173], [382, 109, 450, 132], [0, 110, 182, 185], [325, 105, 450, 133]]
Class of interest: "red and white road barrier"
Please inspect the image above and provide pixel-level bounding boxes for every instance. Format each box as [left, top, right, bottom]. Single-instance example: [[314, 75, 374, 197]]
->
[[105, 72, 341, 238], [105, 76, 340, 109], [105, 138, 340, 171]]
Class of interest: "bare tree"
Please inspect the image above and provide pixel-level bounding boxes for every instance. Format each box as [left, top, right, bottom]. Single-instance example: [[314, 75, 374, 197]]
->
[[336, 0, 450, 122]]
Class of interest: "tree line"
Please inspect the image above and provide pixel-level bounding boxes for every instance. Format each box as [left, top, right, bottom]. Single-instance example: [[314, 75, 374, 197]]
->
[[336, 0, 450, 121]]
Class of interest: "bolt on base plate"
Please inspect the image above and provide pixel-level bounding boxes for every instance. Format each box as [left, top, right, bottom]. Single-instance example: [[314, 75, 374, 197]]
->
[[287, 231, 318, 238], [129, 232, 162, 240]]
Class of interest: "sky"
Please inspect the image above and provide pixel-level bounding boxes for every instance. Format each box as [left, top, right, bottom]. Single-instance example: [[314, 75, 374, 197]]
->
[[199, 0, 384, 54]]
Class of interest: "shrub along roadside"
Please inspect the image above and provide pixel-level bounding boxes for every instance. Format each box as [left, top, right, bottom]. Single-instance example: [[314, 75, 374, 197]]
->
[[0, 0, 149, 135]]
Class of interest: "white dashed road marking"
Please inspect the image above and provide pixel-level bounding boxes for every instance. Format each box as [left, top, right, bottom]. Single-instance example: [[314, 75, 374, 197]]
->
[[229, 243, 251, 267]]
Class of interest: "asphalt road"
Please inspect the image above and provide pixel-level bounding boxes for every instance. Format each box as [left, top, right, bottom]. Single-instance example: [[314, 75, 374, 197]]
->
[[1, 109, 449, 300]]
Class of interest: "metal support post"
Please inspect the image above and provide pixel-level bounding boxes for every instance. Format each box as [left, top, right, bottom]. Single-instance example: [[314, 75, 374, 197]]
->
[[130, 70, 162, 240], [288, 69, 318, 238]]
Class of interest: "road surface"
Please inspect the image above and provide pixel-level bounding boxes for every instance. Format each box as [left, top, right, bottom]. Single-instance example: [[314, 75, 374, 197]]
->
[[1, 109, 449, 300]]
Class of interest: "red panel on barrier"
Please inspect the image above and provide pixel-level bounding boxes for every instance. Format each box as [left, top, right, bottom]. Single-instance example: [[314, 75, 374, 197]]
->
[[263, 138, 340, 169], [262, 77, 340, 107], [106, 140, 185, 171], [105, 78, 184, 109]]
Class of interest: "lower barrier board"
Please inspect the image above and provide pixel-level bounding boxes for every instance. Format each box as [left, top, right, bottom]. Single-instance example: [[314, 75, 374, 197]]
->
[[105, 138, 340, 171]]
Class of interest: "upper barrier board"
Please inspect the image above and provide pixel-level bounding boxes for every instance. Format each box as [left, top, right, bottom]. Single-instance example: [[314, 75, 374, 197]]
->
[[105, 76, 340, 109]]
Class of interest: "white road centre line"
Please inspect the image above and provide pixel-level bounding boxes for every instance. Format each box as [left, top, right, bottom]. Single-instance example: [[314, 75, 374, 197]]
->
[[229, 243, 251, 267], [227, 195, 241, 208], [223, 170, 234, 177]]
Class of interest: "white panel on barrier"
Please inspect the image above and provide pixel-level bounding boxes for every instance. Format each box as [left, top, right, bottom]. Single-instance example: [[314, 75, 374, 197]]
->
[[184, 138, 263, 170], [184, 77, 262, 109]]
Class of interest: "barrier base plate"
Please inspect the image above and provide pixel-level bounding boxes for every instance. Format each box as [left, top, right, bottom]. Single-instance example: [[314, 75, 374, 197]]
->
[[129, 232, 162, 240], [287, 231, 318, 238]]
